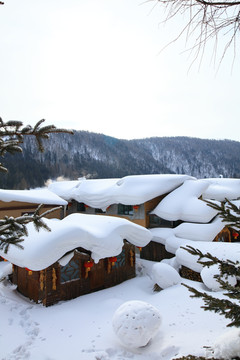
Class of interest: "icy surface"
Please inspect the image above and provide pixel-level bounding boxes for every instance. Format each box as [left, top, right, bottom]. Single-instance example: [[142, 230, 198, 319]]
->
[[48, 174, 193, 209], [0, 188, 68, 205], [0, 213, 152, 270], [112, 300, 162, 348], [200, 264, 237, 292], [151, 262, 181, 289]]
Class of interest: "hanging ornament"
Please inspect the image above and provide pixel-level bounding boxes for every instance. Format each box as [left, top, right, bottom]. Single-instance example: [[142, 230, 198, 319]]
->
[[232, 231, 239, 240], [133, 205, 139, 211], [129, 250, 134, 267], [84, 260, 94, 279], [40, 270, 45, 291], [136, 246, 142, 252], [52, 268, 57, 290], [107, 257, 117, 274], [25, 267, 32, 275]]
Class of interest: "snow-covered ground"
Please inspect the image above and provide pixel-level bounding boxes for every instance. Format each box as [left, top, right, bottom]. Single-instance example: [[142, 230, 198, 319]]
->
[[0, 257, 231, 360]]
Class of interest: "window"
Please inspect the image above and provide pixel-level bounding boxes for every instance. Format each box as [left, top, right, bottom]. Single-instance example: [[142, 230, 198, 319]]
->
[[60, 259, 80, 283], [95, 208, 104, 214], [118, 204, 133, 216], [77, 202, 86, 212], [149, 215, 182, 228]]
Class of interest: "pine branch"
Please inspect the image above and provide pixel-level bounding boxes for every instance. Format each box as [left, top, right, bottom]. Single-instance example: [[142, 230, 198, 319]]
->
[[205, 199, 240, 229], [0, 118, 74, 171], [0, 205, 62, 253], [183, 283, 240, 327]]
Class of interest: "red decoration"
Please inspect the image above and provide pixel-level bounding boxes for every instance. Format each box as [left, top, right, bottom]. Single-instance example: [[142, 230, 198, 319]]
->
[[133, 205, 139, 210], [84, 260, 94, 268], [84, 260, 94, 279], [25, 267, 33, 275], [68, 202, 72, 207], [109, 256, 117, 265], [84, 204, 89, 209], [137, 246, 142, 252], [232, 232, 239, 240]]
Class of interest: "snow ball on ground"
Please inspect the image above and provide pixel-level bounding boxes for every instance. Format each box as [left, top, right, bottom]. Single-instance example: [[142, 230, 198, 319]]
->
[[201, 264, 237, 292], [112, 300, 161, 348], [152, 262, 181, 289], [211, 328, 240, 359]]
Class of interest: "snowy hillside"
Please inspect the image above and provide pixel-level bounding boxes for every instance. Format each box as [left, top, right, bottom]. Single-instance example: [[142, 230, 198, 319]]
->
[[1, 132, 240, 189]]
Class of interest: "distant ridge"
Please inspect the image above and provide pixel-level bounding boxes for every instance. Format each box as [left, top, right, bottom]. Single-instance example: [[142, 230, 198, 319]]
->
[[1, 131, 240, 189]]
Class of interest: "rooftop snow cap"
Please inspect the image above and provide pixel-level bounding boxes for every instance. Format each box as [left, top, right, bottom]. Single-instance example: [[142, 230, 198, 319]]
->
[[0, 213, 152, 271], [48, 174, 194, 210], [0, 188, 67, 205], [151, 179, 218, 223]]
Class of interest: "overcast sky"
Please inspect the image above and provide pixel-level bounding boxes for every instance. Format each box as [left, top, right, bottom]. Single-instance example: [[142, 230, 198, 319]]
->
[[0, 0, 239, 141]]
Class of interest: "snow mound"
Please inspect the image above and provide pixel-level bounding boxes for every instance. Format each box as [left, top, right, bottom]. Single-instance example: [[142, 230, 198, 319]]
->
[[0, 213, 152, 270], [151, 179, 218, 223], [112, 300, 161, 348], [201, 264, 237, 292], [211, 328, 240, 359], [49, 174, 193, 209], [152, 262, 181, 289]]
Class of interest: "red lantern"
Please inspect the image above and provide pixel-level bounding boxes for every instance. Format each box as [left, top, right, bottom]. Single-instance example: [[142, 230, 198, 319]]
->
[[137, 246, 142, 252], [84, 260, 94, 279], [84, 204, 89, 209], [109, 256, 117, 265], [232, 232, 239, 240], [68, 202, 72, 207], [84, 260, 94, 269], [133, 205, 139, 210], [25, 267, 33, 275]]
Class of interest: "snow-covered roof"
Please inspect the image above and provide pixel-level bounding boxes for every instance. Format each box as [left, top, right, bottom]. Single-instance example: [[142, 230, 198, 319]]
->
[[150, 217, 224, 245], [201, 178, 240, 201], [0, 213, 152, 270], [151, 179, 218, 223], [149, 216, 226, 254], [0, 188, 68, 206], [176, 241, 240, 273], [48, 174, 194, 210]]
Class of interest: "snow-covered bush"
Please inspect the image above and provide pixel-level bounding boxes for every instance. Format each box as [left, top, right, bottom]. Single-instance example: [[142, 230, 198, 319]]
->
[[201, 264, 237, 292], [211, 328, 240, 359], [152, 262, 181, 290], [112, 300, 161, 348]]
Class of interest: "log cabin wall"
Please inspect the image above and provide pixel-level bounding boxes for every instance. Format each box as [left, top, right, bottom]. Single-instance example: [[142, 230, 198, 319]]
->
[[12, 242, 136, 306], [0, 201, 62, 219]]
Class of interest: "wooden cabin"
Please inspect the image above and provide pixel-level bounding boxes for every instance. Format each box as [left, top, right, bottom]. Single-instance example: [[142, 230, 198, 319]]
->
[[2, 213, 152, 306], [11, 242, 136, 306], [0, 188, 67, 220]]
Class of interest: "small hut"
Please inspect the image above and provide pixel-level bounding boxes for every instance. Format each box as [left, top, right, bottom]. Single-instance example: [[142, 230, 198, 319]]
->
[[2, 213, 152, 306]]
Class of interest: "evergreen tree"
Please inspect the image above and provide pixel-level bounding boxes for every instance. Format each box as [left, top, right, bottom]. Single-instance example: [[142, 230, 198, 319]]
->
[[184, 199, 240, 327], [176, 199, 240, 359], [0, 118, 73, 253]]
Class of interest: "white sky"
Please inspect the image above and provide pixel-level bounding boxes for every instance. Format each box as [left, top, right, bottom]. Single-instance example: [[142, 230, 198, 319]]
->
[[0, 0, 239, 141]]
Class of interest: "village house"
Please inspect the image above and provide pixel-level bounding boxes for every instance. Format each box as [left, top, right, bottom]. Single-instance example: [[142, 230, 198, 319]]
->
[[0, 188, 67, 219], [48, 175, 240, 273], [0, 213, 152, 306]]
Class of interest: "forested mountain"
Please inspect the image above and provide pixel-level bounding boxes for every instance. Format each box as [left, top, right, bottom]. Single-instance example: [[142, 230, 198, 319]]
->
[[1, 131, 240, 189]]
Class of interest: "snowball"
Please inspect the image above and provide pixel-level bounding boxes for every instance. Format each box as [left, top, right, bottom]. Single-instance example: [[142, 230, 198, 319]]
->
[[211, 329, 240, 359], [152, 262, 181, 289], [112, 300, 161, 348], [201, 264, 237, 292]]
